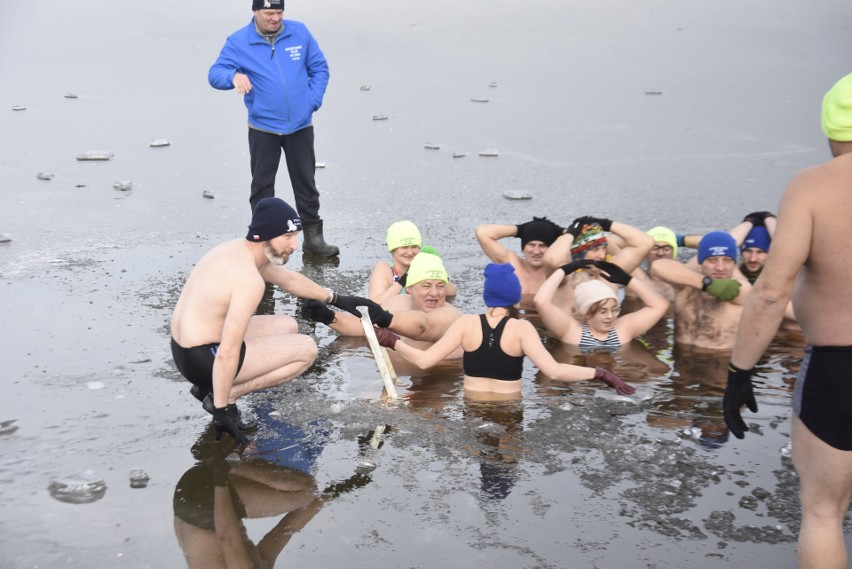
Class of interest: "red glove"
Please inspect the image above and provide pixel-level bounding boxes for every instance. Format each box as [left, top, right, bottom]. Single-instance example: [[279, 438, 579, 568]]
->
[[374, 327, 399, 350], [594, 367, 635, 395]]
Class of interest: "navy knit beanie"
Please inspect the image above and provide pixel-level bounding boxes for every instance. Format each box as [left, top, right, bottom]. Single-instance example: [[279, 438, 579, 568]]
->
[[253, 0, 284, 10], [246, 198, 301, 242]]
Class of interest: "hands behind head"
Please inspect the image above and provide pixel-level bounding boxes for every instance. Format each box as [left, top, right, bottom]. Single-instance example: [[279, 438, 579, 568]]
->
[[560, 259, 594, 275], [566, 216, 595, 238], [592, 260, 632, 286], [566, 215, 613, 236], [742, 211, 776, 227], [517, 216, 567, 241], [533, 216, 566, 235]]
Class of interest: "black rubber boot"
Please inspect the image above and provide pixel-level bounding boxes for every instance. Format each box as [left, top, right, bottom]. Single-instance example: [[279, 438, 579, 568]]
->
[[302, 220, 340, 257]]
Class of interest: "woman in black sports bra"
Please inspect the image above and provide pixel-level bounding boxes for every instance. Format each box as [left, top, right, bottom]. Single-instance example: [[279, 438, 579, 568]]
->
[[375, 263, 635, 397]]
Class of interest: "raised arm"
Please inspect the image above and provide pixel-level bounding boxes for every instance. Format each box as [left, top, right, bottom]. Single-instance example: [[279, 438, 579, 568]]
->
[[731, 186, 812, 369], [609, 221, 654, 273], [533, 264, 586, 342], [613, 277, 670, 341], [729, 220, 753, 247], [542, 233, 574, 274], [649, 258, 701, 289], [475, 224, 522, 266]]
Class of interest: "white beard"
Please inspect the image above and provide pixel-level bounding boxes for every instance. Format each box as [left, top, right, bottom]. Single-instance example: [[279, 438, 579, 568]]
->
[[263, 243, 288, 266]]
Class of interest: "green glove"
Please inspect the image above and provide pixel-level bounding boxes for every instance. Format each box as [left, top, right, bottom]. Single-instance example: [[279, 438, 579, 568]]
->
[[703, 278, 741, 301]]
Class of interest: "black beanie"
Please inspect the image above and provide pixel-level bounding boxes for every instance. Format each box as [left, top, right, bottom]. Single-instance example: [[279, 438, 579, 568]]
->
[[253, 0, 284, 10], [520, 220, 560, 248], [246, 198, 301, 242]]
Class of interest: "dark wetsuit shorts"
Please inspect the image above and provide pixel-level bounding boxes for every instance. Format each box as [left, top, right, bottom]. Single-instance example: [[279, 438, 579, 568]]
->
[[793, 345, 852, 451], [171, 337, 246, 392]]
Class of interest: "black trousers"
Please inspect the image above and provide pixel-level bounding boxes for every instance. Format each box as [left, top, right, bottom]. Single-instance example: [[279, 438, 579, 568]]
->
[[248, 125, 321, 223]]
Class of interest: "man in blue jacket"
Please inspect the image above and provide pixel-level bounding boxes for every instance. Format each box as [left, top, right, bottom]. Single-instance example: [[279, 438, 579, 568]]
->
[[209, 0, 338, 257]]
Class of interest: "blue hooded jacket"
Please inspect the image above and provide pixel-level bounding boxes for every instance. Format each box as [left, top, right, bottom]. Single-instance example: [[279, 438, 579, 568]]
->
[[209, 18, 329, 135]]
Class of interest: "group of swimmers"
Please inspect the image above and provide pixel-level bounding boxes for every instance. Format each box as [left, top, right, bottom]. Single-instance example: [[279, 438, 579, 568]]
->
[[282, 209, 792, 408], [170, 69, 852, 569]]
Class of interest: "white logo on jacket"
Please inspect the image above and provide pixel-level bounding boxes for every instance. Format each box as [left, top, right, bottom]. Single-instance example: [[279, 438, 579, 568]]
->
[[285, 45, 302, 61]]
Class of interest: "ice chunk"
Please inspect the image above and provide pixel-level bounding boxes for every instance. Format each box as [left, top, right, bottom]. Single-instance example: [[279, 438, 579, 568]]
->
[[129, 469, 150, 488], [48, 470, 107, 504]]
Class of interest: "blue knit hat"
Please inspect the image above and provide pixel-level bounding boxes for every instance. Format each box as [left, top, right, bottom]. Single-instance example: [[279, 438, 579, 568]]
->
[[483, 263, 522, 307], [698, 231, 737, 263], [246, 197, 301, 242], [741, 226, 770, 253]]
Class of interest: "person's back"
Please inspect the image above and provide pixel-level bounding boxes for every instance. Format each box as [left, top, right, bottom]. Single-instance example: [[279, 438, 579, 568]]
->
[[790, 152, 852, 344], [724, 72, 852, 569]]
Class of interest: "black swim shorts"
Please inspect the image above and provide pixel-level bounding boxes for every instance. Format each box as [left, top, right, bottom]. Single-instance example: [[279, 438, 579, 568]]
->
[[171, 337, 247, 392], [793, 345, 852, 451]]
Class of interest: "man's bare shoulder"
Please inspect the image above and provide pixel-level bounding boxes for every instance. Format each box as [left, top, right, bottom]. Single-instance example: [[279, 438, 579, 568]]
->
[[195, 239, 263, 287]]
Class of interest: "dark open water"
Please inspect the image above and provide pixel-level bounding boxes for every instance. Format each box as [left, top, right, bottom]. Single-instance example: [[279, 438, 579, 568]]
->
[[1, 1, 851, 567]]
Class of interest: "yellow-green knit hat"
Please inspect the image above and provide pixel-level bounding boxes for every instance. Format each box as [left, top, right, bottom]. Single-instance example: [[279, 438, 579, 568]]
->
[[386, 220, 422, 251], [646, 226, 678, 258], [406, 252, 448, 286], [822, 73, 852, 142]]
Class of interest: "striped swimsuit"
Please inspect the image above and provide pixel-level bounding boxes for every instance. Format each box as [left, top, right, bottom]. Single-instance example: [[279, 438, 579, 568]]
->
[[578, 323, 621, 353]]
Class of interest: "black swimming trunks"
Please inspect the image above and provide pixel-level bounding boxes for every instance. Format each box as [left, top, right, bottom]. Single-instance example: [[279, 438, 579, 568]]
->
[[463, 315, 524, 381], [171, 337, 247, 392], [793, 345, 852, 451]]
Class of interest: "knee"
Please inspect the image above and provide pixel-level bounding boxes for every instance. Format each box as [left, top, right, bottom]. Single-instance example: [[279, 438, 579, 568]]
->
[[298, 335, 319, 367], [306, 337, 318, 362]]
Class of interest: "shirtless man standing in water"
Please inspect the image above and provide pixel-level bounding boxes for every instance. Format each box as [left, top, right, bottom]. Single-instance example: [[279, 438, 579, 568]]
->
[[475, 216, 564, 296], [649, 231, 749, 350], [725, 72, 852, 569], [170, 197, 375, 443]]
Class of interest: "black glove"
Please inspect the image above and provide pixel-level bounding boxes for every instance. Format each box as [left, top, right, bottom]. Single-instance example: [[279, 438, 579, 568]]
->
[[560, 259, 594, 275], [594, 367, 635, 395], [586, 216, 613, 232], [742, 211, 775, 227], [301, 299, 336, 325], [331, 295, 393, 328], [330, 294, 373, 316], [515, 219, 533, 241], [565, 216, 596, 238], [371, 306, 394, 328], [213, 405, 249, 445], [394, 271, 408, 288], [375, 327, 400, 350], [723, 364, 758, 439], [593, 260, 632, 286]]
